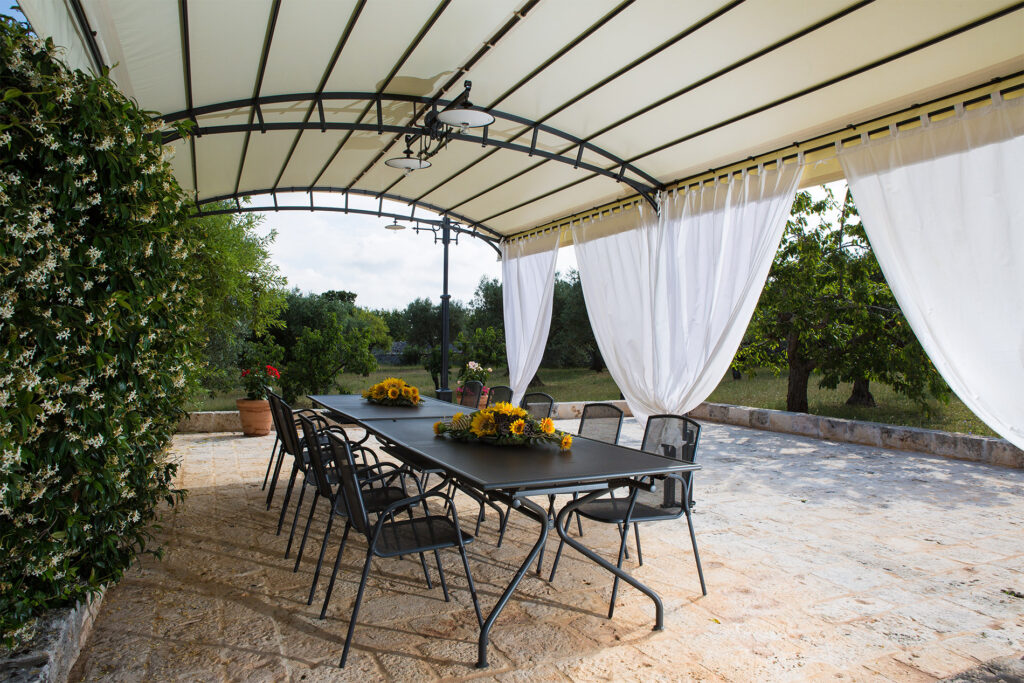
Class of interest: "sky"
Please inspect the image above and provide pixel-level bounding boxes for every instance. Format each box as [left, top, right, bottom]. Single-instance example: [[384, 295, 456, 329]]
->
[[250, 193, 578, 311]]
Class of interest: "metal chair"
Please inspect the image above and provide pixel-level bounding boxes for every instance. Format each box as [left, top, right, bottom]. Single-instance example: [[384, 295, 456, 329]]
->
[[485, 384, 513, 407], [548, 415, 706, 615], [562, 402, 625, 537], [264, 390, 326, 510], [458, 380, 484, 408], [296, 414, 425, 607], [321, 430, 483, 667], [520, 391, 554, 419]]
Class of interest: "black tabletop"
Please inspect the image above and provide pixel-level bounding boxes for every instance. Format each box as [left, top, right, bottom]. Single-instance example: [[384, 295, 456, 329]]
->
[[361, 417, 698, 493], [310, 394, 459, 421]]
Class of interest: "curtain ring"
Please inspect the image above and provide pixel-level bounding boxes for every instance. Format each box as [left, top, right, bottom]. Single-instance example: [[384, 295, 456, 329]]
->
[[954, 101, 965, 117]]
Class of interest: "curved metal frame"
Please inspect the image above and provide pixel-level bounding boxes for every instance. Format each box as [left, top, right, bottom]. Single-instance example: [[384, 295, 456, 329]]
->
[[159, 91, 661, 207]]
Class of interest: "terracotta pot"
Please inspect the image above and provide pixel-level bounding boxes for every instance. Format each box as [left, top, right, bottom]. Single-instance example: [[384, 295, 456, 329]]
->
[[236, 398, 272, 436]]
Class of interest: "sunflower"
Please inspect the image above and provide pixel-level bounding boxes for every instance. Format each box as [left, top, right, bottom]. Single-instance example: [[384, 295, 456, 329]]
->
[[510, 418, 526, 435], [401, 386, 414, 400], [491, 402, 516, 416], [372, 385, 387, 400], [433, 420, 444, 435], [387, 387, 400, 399], [560, 434, 573, 450], [409, 386, 420, 401], [539, 417, 555, 434], [470, 411, 497, 437]]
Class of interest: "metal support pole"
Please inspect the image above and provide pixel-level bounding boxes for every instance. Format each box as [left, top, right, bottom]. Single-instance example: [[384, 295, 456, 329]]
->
[[437, 216, 453, 402]]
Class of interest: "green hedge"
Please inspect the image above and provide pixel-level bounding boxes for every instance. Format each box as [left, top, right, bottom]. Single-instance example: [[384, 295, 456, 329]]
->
[[0, 18, 199, 647]]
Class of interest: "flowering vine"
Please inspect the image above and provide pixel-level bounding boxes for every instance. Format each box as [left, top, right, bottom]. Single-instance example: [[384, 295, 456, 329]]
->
[[0, 17, 200, 647]]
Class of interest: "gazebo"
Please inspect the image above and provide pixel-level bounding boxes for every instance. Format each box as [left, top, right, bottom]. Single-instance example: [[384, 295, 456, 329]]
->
[[21, 0, 1024, 444]]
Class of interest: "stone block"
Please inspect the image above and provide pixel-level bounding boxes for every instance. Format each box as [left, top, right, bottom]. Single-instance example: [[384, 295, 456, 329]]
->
[[847, 420, 882, 447], [955, 434, 986, 463], [768, 410, 820, 438], [749, 409, 771, 430], [985, 439, 1024, 469], [687, 403, 711, 419], [706, 403, 730, 422], [726, 405, 752, 427], [819, 417, 850, 442], [931, 431, 959, 458], [880, 425, 935, 454], [0, 591, 105, 683], [177, 411, 246, 433]]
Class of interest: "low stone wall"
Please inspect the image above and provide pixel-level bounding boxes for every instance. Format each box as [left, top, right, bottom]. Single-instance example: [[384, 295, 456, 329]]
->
[[177, 401, 1023, 469], [0, 592, 104, 683], [177, 410, 251, 433], [686, 402, 1024, 469]]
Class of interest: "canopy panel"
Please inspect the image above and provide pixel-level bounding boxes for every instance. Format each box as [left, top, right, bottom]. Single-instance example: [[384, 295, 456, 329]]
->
[[20, 0, 1024, 237]]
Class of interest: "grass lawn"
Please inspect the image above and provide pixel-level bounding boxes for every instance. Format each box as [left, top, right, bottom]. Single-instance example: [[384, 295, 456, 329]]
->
[[187, 365, 994, 437]]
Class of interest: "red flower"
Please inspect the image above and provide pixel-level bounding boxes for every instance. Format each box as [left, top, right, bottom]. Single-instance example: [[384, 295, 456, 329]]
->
[[241, 369, 251, 377], [266, 365, 281, 379]]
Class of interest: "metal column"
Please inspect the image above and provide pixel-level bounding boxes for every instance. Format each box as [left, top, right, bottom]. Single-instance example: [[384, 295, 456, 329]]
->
[[437, 215, 453, 402]]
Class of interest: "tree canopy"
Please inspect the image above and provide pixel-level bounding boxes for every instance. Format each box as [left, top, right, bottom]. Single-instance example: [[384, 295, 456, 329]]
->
[[736, 188, 948, 412]]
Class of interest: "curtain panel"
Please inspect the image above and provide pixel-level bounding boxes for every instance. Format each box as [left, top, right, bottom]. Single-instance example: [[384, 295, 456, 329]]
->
[[572, 160, 802, 423], [839, 94, 1024, 450], [501, 232, 560, 406]]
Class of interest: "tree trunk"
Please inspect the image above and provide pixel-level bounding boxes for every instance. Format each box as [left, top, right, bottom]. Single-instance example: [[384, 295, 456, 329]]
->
[[846, 378, 876, 407], [588, 350, 605, 372], [527, 372, 545, 387], [786, 330, 813, 413]]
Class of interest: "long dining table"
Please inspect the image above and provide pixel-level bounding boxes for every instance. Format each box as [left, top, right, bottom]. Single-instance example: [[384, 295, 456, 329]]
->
[[309, 393, 700, 668]]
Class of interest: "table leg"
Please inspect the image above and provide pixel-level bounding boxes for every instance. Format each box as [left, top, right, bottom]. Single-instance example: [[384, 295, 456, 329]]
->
[[477, 496, 548, 669], [553, 487, 664, 631]]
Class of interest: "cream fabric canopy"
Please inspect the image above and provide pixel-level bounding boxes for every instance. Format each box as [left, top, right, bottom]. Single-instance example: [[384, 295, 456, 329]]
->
[[20, 0, 1024, 240]]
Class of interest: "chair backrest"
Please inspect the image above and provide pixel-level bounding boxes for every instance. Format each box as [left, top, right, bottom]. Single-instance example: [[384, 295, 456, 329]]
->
[[578, 402, 624, 444], [325, 430, 371, 537], [520, 392, 554, 419], [641, 414, 701, 509], [267, 391, 302, 457], [485, 385, 513, 407], [298, 414, 335, 499], [459, 380, 484, 407]]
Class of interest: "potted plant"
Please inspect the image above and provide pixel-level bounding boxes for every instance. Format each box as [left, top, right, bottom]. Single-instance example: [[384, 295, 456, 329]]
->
[[456, 361, 493, 409], [237, 364, 280, 436]]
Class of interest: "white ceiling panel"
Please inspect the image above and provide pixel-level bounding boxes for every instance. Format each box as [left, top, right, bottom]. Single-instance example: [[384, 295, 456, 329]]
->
[[25, 0, 1024, 236], [188, 0, 274, 106]]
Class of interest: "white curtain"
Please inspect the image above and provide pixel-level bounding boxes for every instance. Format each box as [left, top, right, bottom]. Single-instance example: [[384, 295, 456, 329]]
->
[[839, 94, 1024, 450], [572, 160, 802, 423], [502, 231, 560, 405]]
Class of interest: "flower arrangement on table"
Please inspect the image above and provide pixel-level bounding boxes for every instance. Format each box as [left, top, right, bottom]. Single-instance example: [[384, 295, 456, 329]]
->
[[241, 365, 281, 400], [362, 377, 422, 406], [434, 402, 573, 451]]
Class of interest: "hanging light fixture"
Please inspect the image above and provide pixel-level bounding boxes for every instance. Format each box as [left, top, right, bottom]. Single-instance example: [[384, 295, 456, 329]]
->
[[384, 220, 405, 230], [385, 149, 431, 170], [436, 105, 494, 129]]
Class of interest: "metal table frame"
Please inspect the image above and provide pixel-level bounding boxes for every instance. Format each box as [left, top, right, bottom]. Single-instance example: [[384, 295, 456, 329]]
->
[[310, 395, 699, 668]]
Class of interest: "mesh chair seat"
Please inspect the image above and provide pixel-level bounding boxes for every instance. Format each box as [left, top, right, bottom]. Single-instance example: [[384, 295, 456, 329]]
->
[[573, 497, 680, 524], [520, 392, 554, 419], [372, 515, 475, 557], [340, 485, 408, 513]]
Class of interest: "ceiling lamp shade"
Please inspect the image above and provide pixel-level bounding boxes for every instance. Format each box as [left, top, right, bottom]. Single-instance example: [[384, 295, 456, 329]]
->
[[436, 106, 494, 129], [385, 151, 431, 170], [384, 221, 405, 230]]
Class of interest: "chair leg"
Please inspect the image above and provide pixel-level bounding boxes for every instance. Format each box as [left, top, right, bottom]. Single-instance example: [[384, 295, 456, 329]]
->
[[475, 500, 486, 535], [608, 523, 631, 619], [457, 542, 483, 628], [616, 523, 631, 560], [496, 503, 511, 547], [434, 549, 450, 602], [685, 506, 707, 596], [320, 522, 351, 619], [307, 513, 334, 605], [633, 522, 643, 567], [262, 436, 280, 490], [408, 506, 434, 590], [547, 510, 574, 583], [339, 549, 374, 668], [294, 490, 320, 572], [285, 482, 307, 559], [276, 460, 300, 534], [266, 447, 288, 510]]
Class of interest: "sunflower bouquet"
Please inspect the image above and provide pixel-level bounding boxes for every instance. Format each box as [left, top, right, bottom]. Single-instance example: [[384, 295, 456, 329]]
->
[[362, 377, 421, 406], [433, 402, 573, 451]]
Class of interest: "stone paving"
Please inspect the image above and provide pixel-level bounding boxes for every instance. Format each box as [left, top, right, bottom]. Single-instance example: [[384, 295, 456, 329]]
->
[[70, 420, 1024, 682]]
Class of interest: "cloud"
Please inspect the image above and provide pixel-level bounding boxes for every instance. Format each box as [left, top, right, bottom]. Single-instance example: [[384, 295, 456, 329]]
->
[[253, 194, 505, 310]]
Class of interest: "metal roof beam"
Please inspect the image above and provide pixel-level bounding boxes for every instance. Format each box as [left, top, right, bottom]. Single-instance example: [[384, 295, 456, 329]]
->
[[177, 0, 198, 194], [67, 0, 106, 74]]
